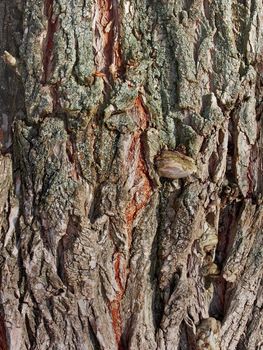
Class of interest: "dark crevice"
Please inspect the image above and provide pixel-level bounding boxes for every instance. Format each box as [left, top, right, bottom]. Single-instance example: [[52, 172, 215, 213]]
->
[[88, 318, 101, 350], [209, 200, 243, 319], [0, 309, 8, 350], [16, 221, 28, 313], [178, 321, 196, 350], [56, 215, 80, 291], [88, 183, 104, 223], [25, 313, 36, 350], [182, 0, 194, 12], [226, 110, 238, 183], [151, 192, 170, 331]]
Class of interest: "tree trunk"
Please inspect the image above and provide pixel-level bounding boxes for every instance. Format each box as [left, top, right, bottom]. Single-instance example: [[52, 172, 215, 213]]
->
[[0, 0, 263, 349]]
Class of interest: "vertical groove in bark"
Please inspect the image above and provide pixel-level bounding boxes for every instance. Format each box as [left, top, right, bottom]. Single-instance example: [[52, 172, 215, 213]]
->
[[0, 0, 263, 349]]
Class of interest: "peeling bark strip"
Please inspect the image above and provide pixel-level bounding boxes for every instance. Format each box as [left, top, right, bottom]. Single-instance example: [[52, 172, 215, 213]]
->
[[1, 0, 263, 349]]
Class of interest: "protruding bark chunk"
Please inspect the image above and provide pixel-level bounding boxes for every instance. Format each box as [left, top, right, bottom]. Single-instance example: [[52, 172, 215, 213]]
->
[[2, 51, 16, 67], [196, 317, 221, 350], [156, 150, 197, 179]]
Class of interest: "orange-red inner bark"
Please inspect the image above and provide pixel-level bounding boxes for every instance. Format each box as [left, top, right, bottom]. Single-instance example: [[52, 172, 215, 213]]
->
[[109, 253, 125, 349], [109, 97, 153, 348], [42, 0, 58, 84], [125, 97, 152, 244], [95, 0, 124, 81]]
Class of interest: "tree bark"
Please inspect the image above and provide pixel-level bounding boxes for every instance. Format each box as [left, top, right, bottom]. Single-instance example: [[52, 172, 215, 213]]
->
[[0, 0, 263, 349]]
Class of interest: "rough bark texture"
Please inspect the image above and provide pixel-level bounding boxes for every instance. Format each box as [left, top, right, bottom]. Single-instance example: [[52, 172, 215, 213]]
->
[[0, 0, 263, 349]]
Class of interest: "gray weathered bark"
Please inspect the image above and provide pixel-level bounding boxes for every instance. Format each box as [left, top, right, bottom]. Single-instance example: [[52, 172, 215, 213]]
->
[[0, 0, 263, 349]]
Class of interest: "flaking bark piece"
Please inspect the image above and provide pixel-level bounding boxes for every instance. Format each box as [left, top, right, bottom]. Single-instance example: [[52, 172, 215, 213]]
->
[[155, 150, 197, 179]]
